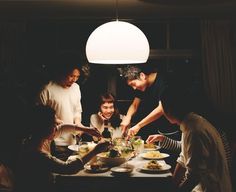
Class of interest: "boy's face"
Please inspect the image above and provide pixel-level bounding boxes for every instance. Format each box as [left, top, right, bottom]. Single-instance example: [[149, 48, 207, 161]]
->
[[127, 72, 148, 91]]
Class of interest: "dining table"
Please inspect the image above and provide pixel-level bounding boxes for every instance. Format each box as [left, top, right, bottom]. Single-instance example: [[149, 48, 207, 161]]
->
[[52, 149, 175, 192]]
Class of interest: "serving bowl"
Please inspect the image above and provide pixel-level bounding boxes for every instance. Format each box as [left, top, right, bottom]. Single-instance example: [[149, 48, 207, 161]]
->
[[97, 152, 127, 167]]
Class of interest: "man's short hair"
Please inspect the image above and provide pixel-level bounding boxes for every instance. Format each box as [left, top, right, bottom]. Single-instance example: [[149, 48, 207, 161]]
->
[[118, 65, 142, 81], [50, 53, 90, 83], [118, 64, 156, 81]]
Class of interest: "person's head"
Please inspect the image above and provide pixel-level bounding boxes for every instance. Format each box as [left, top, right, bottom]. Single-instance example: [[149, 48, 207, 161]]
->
[[160, 87, 191, 125], [51, 53, 90, 88], [118, 64, 156, 92], [97, 93, 121, 127], [30, 105, 56, 141], [98, 93, 117, 120]]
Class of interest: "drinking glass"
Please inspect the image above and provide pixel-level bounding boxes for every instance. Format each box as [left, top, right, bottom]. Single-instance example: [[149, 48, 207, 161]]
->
[[130, 136, 144, 156]]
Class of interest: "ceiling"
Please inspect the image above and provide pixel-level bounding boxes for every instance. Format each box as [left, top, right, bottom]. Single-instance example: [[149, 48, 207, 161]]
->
[[0, 0, 236, 21]]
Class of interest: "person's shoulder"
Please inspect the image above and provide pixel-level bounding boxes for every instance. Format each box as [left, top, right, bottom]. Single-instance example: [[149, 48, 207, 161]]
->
[[90, 113, 99, 119], [184, 113, 210, 133], [71, 83, 81, 91], [40, 82, 63, 95], [42, 81, 57, 89], [72, 82, 80, 88]]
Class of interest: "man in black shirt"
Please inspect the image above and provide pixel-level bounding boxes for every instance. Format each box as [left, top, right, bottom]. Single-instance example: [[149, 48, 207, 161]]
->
[[118, 64, 180, 141]]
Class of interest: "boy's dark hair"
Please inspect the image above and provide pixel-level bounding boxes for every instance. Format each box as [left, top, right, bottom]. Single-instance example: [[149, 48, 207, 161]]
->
[[160, 86, 192, 121]]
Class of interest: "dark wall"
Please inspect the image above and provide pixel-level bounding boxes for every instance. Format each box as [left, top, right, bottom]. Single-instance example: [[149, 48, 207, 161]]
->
[[18, 19, 203, 122]]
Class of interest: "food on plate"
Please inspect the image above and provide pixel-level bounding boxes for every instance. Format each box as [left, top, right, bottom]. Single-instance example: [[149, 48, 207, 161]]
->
[[97, 149, 127, 166], [143, 151, 164, 158], [144, 160, 162, 170], [90, 161, 105, 171], [78, 142, 96, 154], [144, 143, 156, 149]]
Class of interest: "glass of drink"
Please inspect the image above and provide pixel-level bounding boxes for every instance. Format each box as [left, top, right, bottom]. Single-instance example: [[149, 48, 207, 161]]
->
[[130, 136, 144, 156]]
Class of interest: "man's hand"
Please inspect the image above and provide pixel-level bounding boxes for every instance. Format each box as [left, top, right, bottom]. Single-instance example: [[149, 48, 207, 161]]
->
[[85, 127, 102, 139], [146, 134, 165, 144], [94, 141, 110, 154], [120, 115, 131, 135], [127, 125, 141, 139]]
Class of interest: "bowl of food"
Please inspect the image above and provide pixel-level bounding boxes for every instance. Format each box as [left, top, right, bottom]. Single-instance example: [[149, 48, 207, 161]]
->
[[97, 149, 127, 166]]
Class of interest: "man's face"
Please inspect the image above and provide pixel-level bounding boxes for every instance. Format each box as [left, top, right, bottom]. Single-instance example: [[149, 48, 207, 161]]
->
[[127, 72, 148, 92], [62, 69, 80, 88]]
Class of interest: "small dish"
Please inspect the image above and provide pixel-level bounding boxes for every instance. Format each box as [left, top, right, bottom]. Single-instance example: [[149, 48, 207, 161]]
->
[[68, 142, 97, 152], [110, 166, 133, 176], [84, 163, 109, 173]]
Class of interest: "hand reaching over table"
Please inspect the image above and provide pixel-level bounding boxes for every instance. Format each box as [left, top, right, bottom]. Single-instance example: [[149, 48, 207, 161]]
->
[[81, 126, 102, 139], [93, 140, 110, 154]]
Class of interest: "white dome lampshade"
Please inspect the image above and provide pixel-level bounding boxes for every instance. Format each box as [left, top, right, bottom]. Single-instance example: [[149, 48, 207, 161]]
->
[[85, 21, 150, 64]]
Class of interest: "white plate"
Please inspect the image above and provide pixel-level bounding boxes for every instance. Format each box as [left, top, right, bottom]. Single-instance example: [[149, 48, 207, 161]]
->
[[144, 145, 161, 151], [68, 142, 96, 152], [84, 163, 109, 173], [140, 163, 171, 173], [68, 144, 80, 151], [141, 152, 169, 160], [110, 166, 133, 175]]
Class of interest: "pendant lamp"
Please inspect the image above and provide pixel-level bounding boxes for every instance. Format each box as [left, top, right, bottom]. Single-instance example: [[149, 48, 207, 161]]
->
[[85, 1, 150, 64]]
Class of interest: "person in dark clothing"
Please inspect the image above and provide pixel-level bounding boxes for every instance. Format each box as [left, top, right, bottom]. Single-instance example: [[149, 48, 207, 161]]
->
[[118, 64, 180, 141], [158, 87, 232, 192], [15, 105, 109, 192]]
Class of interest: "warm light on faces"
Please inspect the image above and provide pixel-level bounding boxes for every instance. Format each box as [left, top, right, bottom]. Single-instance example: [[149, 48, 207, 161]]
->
[[127, 79, 147, 91], [63, 69, 80, 88], [127, 72, 147, 91], [100, 102, 115, 119]]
